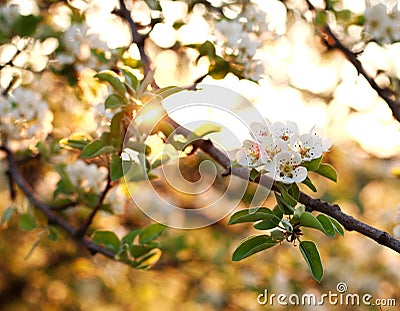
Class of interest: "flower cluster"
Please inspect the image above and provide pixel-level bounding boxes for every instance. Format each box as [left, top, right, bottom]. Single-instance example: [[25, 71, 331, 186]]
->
[[364, 3, 400, 44], [0, 87, 53, 150], [56, 22, 110, 72], [65, 159, 108, 193], [0, 36, 59, 72], [214, 5, 268, 81], [236, 120, 331, 184]]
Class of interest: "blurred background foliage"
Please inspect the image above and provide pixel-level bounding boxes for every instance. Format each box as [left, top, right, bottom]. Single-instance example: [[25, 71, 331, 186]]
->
[[0, 0, 399, 310]]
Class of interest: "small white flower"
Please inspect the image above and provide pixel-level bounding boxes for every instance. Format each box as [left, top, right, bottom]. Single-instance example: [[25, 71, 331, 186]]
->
[[238, 33, 260, 58], [215, 20, 243, 46], [236, 140, 266, 168], [104, 185, 127, 215], [309, 126, 332, 152], [250, 121, 272, 141], [273, 151, 307, 184], [364, 3, 400, 44], [292, 134, 323, 162], [65, 159, 107, 193], [0, 87, 53, 150], [244, 60, 265, 82], [121, 148, 139, 162], [271, 121, 299, 144]]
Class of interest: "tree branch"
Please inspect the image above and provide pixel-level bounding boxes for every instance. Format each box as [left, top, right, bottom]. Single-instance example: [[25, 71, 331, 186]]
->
[[320, 25, 400, 122], [163, 116, 400, 254], [304, 0, 400, 122], [0, 145, 116, 259], [112, 0, 151, 75], [75, 176, 113, 238]]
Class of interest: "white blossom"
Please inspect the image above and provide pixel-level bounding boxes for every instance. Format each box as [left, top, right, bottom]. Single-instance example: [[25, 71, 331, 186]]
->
[[292, 134, 323, 162], [56, 22, 109, 71], [235, 119, 332, 184], [104, 185, 127, 215], [236, 140, 265, 168], [65, 159, 108, 193], [0, 87, 53, 150], [273, 151, 307, 184], [364, 3, 400, 44]]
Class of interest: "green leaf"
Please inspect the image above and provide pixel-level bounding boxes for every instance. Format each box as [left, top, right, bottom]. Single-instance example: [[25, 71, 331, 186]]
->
[[139, 223, 166, 244], [130, 244, 157, 258], [80, 192, 98, 207], [288, 183, 300, 201], [249, 168, 261, 181], [12, 15, 43, 37], [110, 154, 124, 181], [232, 235, 278, 261], [122, 229, 141, 246], [327, 216, 344, 236], [301, 156, 322, 171], [281, 219, 293, 232], [198, 40, 216, 59], [125, 141, 151, 155], [105, 94, 127, 109], [270, 229, 286, 242], [188, 123, 221, 141], [95, 70, 127, 97], [1, 206, 14, 225], [122, 57, 144, 70], [209, 56, 230, 79], [151, 154, 170, 169], [144, 0, 162, 10], [155, 86, 184, 99], [299, 241, 324, 282], [314, 10, 328, 26], [276, 184, 297, 208], [300, 212, 326, 234], [275, 192, 295, 215], [110, 111, 124, 140], [253, 211, 282, 230], [80, 140, 114, 158], [120, 67, 139, 90], [316, 214, 335, 238], [135, 249, 160, 268], [59, 133, 91, 150], [315, 163, 337, 182], [228, 207, 276, 225], [292, 205, 306, 223], [302, 177, 317, 192], [19, 213, 37, 231], [334, 9, 351, 22], [92, 231, 120, 253], [47, 226, 59, 241]]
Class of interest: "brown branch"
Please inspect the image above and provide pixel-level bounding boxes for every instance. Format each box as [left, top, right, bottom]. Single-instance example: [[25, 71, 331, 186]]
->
[[163, 116, 400, 254], [320, 26, 400, 122], [112, 0, 151, 75], [75, 176, 113, 238], [0, 145, 116, 259], [303, 0, 400, 122]]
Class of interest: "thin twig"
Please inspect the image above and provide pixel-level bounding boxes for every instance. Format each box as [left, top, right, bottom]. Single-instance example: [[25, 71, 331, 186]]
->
[[304, 0, 400, 122], [321, 26, 400, 122], [1, 145, 115, 259], [75, 175, 113, 238], [112, 0, 151, 75]]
